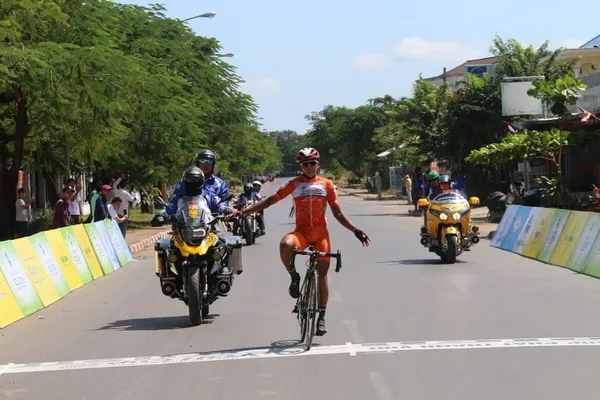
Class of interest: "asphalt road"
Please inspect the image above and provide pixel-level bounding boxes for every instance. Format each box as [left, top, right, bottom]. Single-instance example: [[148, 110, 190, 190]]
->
[[2, 178, 600, 400]]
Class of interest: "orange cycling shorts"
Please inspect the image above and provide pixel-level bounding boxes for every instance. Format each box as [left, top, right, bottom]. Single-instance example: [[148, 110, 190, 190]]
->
[[288, 226, 332, 262]]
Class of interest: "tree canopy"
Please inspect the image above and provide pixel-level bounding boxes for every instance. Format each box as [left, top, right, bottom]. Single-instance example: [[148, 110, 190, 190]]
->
[[0, 0, 282, 238]]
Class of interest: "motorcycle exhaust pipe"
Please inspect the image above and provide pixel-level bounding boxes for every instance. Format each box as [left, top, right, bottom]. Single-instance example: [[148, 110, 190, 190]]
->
[[161, 281, 177, 297], [216, 279, 231, 295]]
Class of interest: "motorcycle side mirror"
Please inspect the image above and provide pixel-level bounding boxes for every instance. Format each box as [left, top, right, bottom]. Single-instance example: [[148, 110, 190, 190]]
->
[[417, 198, 429, 209], [469, 197, 480, 206], [154, 195, 167, 207], [151, 214, 166, 227]]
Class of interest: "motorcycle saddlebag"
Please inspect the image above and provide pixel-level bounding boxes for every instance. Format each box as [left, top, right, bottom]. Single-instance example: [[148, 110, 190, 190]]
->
[[224, 235, 243, 274]]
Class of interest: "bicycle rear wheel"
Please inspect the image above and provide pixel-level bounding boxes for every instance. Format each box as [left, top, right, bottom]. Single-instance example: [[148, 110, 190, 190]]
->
[[304, 269, 319, 351]]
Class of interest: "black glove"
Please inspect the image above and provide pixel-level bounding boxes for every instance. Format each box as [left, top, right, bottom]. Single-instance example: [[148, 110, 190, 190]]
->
[[354, 229, 369, 244]]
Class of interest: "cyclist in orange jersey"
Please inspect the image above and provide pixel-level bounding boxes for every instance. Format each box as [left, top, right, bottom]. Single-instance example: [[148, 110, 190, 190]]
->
[[226, 147, 371, 336]]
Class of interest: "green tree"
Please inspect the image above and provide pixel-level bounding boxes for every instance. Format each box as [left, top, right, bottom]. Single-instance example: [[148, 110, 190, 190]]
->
[[305, 103, 387, 177], [527, 75, 586, 116], [466, 128, 580, 207], [490, 36, 578, 81]]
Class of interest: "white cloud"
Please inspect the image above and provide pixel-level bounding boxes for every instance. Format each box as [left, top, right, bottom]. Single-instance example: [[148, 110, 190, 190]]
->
[[392, 37, 484, 62], [352, 37, 486, 69], [352, 54, 391, 69], [242, 78, 279, 93], [556, 38, 584, 49]]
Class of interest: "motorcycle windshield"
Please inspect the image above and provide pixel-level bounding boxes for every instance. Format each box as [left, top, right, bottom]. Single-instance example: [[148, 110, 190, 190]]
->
[[431, 191, 468, 205], [174, 195, 213, 229]]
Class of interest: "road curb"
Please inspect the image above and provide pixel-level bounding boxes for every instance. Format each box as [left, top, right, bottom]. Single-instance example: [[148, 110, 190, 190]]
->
[[128, 230, 170, 254]]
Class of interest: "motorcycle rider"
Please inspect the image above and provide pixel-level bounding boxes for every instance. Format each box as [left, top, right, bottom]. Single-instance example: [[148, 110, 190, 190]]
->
[[164, 148, 230, 216], [237, 183, 261, 203], [438, 174, 453, 192], [425, 171, 442, 200], [421, 171, 443, 229], [252, 180, 263, 199], [156, 166, 232, 221], [236, 183, 265, 235], [252, 181, 267, 234]]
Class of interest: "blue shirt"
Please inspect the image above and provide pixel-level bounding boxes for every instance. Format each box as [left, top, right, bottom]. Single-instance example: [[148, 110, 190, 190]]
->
[[237, 192, 262, 203], [165, 175, 230, 216]]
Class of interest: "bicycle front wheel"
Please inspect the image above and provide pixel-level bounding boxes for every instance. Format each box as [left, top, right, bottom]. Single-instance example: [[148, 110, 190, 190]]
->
[[304, 269, 319, 351]]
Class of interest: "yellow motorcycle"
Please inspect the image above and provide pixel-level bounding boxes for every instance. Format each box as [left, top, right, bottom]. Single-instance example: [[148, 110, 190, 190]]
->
[[151, 194, 242, 326], [417, 191, 481, 263]]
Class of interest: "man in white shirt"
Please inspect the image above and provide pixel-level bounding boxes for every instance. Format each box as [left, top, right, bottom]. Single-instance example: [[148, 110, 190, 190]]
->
[[15, 188, 35, 238], [67, 178, 83, 224], [112, 174, 135, 238]]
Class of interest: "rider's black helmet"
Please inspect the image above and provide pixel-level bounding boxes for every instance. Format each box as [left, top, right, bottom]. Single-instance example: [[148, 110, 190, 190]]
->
[[194, 148, 217, 166], [243, 183, 253, 194], [183, 166, 205, 183]]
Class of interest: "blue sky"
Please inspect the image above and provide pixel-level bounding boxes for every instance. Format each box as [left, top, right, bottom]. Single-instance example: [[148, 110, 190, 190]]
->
[[124, 0, 597, 133]]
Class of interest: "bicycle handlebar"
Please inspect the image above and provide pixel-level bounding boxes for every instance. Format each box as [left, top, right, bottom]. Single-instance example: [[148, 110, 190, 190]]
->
[[292, 248, 343, 272]]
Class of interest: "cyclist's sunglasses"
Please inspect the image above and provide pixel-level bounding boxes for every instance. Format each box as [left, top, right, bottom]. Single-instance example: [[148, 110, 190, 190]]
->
[[300, 161, 318, 167], [197, 159, 214, 164]]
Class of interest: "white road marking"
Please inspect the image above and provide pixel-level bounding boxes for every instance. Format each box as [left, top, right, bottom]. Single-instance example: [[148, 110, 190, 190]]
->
[[3, 337, 600, 375], [0, 363, 13, 377], [369, 371, 395, 400], [346, 342, 357, 356]]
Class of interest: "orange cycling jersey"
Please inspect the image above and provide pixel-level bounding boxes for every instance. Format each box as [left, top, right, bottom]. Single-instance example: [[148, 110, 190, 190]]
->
[[273, 175, 337, 228]]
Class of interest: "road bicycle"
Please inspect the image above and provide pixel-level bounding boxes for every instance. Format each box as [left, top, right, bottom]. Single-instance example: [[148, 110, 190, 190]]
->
[[291, 245, 342, 350]]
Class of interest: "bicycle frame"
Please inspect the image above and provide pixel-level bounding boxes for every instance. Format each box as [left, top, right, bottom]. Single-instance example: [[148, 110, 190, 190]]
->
[[291, 245, 342, 350]]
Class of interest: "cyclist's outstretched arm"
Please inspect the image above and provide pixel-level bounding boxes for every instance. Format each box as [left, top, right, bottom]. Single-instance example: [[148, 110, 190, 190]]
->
[[238, 194, 279, 215], [330, 201, 371, 246]]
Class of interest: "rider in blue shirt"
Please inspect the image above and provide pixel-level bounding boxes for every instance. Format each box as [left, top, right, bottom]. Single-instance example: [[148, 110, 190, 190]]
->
[[164, 148, 231, 216], [237, 183, 261, 203], [236, 183, 265, 235], [161, 166, 230, 217]]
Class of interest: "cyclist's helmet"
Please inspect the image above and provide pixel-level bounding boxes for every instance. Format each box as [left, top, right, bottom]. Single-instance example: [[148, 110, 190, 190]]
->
[[243, 183, 253, 195], [439, 174, 452, 191], [296, 147, 320, 164]]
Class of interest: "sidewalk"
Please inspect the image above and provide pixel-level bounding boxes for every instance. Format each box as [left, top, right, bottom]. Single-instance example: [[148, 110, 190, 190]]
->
[[338, 186, 498, 238], [125, 226, 170, 254]]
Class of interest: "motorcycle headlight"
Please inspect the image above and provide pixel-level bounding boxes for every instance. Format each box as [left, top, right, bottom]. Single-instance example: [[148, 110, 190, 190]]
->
[[452, 213, 461, 220], [439, 213, 448, 220]]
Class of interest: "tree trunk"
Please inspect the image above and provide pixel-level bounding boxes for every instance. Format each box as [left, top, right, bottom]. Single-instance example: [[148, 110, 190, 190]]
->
[[0, 86, 30, 240]]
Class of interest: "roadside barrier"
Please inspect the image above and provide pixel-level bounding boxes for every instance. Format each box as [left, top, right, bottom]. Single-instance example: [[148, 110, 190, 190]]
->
[[491, 205, 600, 276], [0, 219, 133, 328]]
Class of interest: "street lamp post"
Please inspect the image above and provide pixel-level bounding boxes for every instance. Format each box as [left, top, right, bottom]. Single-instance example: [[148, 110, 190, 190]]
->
[[181, 12, 216, 22]]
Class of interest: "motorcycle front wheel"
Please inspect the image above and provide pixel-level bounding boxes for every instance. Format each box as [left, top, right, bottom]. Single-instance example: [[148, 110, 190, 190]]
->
[[244, 217, 254, 245], [187, 265, 203, 326], [445, 235, 458, 264]]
